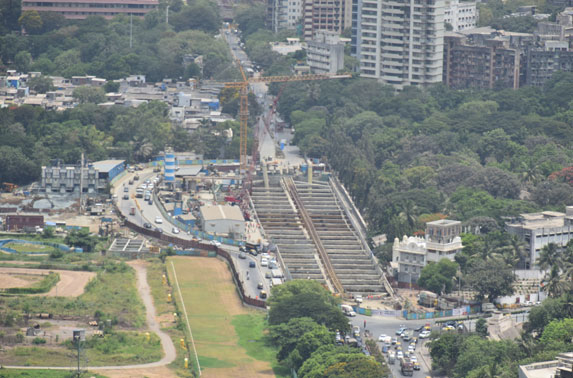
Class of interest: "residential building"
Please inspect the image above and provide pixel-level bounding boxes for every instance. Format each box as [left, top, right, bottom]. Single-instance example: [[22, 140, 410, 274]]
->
[[358, 0, 446, 88], [302, 0, 352, 39], [392, 219, 462, 283], [306, 31, 347, 73], [443, 32, 521, 89], [267, 0, 303, 32], [505, 207, 573, 269], [519, 352, 573, 378], [270, 38, 305, 55], [444, 0, 476, 31], [40, 160, 125, 193], [200, 205, 245, 238], [21, 0, 158, 19], [526, 41, 573, 87]]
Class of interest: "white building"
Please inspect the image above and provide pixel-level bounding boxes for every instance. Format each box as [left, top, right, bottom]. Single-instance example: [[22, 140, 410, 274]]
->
[[200, 205, 245, 238], [519, 352, 573, 378], [392, 219, 463, 283], [306, 31, 347, 73], [358, 0, 445, 88], [40, 160, 125, 193], [505, 207, 573, 269], [267, 0, 303, 32], [444, 0, 477, 31]]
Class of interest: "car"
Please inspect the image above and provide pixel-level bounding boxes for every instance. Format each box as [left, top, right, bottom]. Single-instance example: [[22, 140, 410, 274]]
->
[[378, 334, 389, 342], [261, 259, 268, 267], [238, 252, 246, 259], [414, 325, 424, 332], [249, 261, 256, 268], [210, 240, 221, 247], [396, 326, 407, 336], [408, 344, 416, 352], [382, 344, 389, 353], [154, 227, 163, 233], [259, 290, 267, 299], [442, 325, 455, 331], [248, 248, 258, 256], [148, 199, 153, 205], [355, 294, 363, 304], [419, 330, 431, 339], [124, 186, 129, 192], [391, 337, 398, 345], [123, 194, 129, 200], [523, 300, 533, 307], [397, 351, 403, 359], [129, 179, 134, 185], [257, 282, 264, 289], [239, 245, 247, 252], [412, 337, 418, 344], [172, 227, 180, 234], [413, 361, 421, 370], [445, 320, 457, 327], [410, 355, 418, 363], [265, 272, 272, 279], [395, 342, 401, 350], [155, 216, 163, 224], [143, 222, 152, 229]]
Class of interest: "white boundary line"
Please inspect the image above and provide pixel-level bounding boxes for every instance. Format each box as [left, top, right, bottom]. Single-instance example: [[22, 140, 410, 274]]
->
[[170, 260, 201, 375]]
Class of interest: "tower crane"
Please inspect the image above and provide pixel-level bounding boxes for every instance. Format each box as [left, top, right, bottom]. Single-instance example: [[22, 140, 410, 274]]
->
[[224, 63, 351, 181]]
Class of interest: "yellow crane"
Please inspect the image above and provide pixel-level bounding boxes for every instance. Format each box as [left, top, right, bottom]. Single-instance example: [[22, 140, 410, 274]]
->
[[224, 63, 352, 176]]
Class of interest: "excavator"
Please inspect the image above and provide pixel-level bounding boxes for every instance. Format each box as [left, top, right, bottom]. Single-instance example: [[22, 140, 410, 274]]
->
[[2, 183, 18, 193]]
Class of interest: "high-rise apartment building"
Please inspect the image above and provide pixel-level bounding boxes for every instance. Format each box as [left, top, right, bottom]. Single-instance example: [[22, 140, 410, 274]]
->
[[444, 0, 477, 31], [267, 0, 303, 32], [302, 0, 352, 39], [358, 0, 445, 88]]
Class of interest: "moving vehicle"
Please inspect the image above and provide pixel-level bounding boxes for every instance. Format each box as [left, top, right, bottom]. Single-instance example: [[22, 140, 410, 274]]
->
[[400, 358, 414, 376], [124, 186, 129, 192], [123, 194, 129, 200], [388, 351, 396, 364], [143, 222, 151, 229], [396, 326, 407, 336], [378, 334, 392, 343], [239, 252, 246, 259], [353, 326, 360, 338], [155, 216, 162, 224], [136, 188, 143, 198], [261, 259, 268, 267], [172, 227, 180, 234], [257, 282, 264, 289], [419, 330, 431, 339], [355, 294, 363, 304], [249, 261, 256, 268], [341, 304, 356, 317], [259, 290, 267, 299], [130, 207, 136, 216]]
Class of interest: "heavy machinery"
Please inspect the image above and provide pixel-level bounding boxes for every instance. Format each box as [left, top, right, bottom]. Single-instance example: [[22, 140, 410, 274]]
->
[[2, 182, 18, 192]]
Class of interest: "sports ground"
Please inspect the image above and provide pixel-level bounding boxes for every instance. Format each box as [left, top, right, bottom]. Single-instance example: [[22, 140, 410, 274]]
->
[[168, 256, 278, 378]]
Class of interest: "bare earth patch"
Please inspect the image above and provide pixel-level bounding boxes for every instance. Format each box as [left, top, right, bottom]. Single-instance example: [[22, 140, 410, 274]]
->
[[0, 267, 96, 297]]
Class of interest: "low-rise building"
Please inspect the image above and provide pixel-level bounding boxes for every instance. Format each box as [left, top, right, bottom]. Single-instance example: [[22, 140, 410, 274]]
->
[[5, 215, 44, 232], [200, 205, 245, 238], [505, 206, 573, 269], [306, 31, 347, 73], [22, 0, 158, 19], [392, 219, 462, 283], [519, 352, 573, 378], [40, 160, 125, 194]]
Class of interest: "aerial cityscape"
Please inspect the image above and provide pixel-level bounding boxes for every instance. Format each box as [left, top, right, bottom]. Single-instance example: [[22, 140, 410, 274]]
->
[[0, 0, 572, 376]]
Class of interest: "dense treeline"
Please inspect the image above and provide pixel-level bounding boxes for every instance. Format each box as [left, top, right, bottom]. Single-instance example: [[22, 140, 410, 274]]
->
[[0, 102, 242, 185], [0, 0, 236, 81], [275, 74, 573, 240]]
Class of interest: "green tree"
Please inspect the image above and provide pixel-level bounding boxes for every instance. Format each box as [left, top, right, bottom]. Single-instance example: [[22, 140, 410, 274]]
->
[[537, 243, 560, 270], [475, 318, 488, 338], [72, 86, 106, 104], [543, 264, 567, 298], [286, 326, 333, 371], [268, 280, 349, 333], [18, 10, 43, 34], [28, 75, 54, 93], [418, 258, 459, 294], [14, 50, 32, 73], [270, 317, 325, 361], [465, 257, 515, 302], [428, 332, 466, 375], [64, 229, 99, 252]]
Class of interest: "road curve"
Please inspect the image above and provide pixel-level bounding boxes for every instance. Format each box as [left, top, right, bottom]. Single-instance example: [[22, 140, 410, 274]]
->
[[3, 262, 177, 371]]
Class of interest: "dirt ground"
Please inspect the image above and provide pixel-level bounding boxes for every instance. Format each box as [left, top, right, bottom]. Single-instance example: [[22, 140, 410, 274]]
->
[[94, 365, 177, 378], [0, 267, 96, 297], [0, 272, 42, 289]]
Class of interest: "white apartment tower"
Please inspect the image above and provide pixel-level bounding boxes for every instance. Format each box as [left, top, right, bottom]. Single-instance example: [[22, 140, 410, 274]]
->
[[359, 0, 445, 88], [444, 0, 477, 31], [268, 0, 303, 32]]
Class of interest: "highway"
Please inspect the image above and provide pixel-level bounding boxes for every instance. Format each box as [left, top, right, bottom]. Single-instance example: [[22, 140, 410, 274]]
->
[[112, 168, 271, 300]]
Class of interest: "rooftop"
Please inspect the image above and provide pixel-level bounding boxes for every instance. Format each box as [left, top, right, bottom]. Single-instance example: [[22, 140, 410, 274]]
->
[[426, 219, 461, 226], [91, 160, 125, 173], [175, 166, 202, 177], [200, 205, 244, 222]]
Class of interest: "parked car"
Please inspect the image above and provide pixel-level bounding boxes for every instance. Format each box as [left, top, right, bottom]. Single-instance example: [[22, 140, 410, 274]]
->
[[172, 227, 180, 234], [155, 216, 163, 224], [265, 272, 272, 279], [239, 252, 246, 259], [143, 222, 152, 229], [414, 325, 424, 332]]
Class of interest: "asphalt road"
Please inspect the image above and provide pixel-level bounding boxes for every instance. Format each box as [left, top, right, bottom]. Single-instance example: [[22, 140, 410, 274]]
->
[[113, 169, 271, 300]]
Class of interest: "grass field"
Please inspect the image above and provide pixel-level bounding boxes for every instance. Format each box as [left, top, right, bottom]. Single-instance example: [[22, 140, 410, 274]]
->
[[168, 256, 284, 378], [3, 242, 54, 253]]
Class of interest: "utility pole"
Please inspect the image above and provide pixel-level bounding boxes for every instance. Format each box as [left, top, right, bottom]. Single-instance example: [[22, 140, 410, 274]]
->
[[79, 153, 84, 213], [166, 5, 169, 25], [129, 13, 133, 49]]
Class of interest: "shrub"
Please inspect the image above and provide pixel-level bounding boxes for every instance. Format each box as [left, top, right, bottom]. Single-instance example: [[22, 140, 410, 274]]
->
[[32, 337, 47, 344]]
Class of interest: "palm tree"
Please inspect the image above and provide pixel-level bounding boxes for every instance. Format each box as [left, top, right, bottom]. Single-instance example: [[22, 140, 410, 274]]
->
[[520, 158, 540, 185], [399, 200, 418, 231], [543, 264, 566, 298], [537, 243, 560, 270]]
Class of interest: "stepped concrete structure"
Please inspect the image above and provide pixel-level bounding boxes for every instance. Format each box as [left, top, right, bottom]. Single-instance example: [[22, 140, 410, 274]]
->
[[291, 180, 385, 293], [250, 184, 327, 283]]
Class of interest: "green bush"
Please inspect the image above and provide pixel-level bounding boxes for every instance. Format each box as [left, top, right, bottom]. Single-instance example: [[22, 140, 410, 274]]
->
[[32, 337, 47, 344]]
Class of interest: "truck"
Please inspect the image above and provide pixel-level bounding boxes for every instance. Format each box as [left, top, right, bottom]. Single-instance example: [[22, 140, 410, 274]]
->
[[400, 358, 414, 376], [341, 304, 356, 317], [130, 207, 136, 216]]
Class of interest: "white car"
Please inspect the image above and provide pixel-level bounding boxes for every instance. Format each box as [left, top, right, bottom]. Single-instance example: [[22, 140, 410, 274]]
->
[[261, 259, 268, 267], [172, 227, 180, 234], [209, 240, 221, 247], [378, 334, 388, 342], [419, 330, 431, 339], [410, 355, 418, 363], [397, 351, 403, 359], [155, 216, 163, 224]]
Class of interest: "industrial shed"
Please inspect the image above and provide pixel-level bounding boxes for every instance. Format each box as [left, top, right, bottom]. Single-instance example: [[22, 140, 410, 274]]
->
[[200, 205, 245, 238]]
